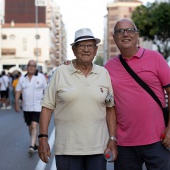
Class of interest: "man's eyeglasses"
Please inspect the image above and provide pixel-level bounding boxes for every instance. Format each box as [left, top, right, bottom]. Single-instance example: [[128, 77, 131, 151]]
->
[[114, 28, 138, 36], [28, 64, 36, 67], [76, 44, 97, 51]]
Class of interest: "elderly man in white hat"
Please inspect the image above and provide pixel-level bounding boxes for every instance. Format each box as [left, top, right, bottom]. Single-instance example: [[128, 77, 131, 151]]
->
[[38, 28, 117, 170]]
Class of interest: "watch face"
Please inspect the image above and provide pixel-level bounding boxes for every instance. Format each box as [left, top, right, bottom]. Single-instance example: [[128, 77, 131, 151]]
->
[[110, 136, 117, 141]]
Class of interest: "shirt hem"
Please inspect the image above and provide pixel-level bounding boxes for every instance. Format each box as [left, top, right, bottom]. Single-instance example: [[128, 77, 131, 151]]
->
[[117, 139, 161, 146]]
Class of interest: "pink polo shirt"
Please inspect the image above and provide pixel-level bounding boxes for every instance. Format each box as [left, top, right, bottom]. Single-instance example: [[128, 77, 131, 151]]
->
[[105, 47, 170, 146]]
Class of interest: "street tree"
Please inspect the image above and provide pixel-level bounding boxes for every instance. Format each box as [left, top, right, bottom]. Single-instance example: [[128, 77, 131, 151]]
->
[[94, 56, 103, 66], [131, 2, 170, 60]]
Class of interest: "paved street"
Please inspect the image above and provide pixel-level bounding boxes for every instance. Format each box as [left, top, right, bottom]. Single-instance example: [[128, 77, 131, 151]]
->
[[0, 108, 56, 170], [0, 108, 147, 170]]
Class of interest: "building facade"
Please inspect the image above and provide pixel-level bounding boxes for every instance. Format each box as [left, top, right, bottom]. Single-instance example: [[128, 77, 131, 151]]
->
[[104, 0, 143, 62], [0, 0, 67, 74]]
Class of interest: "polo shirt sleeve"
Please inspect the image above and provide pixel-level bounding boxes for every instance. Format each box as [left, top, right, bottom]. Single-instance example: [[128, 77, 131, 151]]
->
[[105, 69, 115, 108], [41, 68, 59, 110], [156, 52, 170, 87]]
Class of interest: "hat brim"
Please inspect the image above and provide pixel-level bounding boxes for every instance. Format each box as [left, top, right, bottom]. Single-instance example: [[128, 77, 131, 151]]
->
[[70, 38, 101, 46]]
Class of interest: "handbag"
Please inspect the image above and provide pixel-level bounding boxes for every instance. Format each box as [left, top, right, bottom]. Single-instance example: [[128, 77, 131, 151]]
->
[[119, 54, 169, 127]]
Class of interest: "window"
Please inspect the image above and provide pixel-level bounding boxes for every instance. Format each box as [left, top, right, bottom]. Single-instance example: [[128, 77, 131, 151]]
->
[[2, 48, 16, 55], [34, 48, 41, 56], [10, 34, 15, 39], [23, 38, 27, 43], [23, 45, 27, 51], [129, 7, 132, 13], [111, 47, 117, 53]]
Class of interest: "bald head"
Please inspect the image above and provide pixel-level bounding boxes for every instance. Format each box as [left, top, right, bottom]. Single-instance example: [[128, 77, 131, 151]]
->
[[28, 60, 37, 67], [113, 19, 137, 32], [27, 60, 37, 75]]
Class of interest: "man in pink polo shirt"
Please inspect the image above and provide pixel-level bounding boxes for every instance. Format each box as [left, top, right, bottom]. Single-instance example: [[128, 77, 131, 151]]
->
[[105, 18, 170, 170]]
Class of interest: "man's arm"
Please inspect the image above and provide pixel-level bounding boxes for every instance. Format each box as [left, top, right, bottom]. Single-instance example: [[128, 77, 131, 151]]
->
[[38, 107, 53, 163], [14, 90, 22, 112], [105, 106, 118, 161], [162, 87, 170, 148]]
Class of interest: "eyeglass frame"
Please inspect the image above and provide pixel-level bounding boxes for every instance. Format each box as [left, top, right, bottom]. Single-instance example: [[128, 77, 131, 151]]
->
[[75, 43, 97, 51], [27, 64, 36, 67], [113, 28, 138, 36]]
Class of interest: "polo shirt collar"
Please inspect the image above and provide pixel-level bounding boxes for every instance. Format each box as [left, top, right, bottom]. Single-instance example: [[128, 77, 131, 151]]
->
[[121, 46, 145, 60], [24, 70, 38, 77], [68, 59, 100, 75], [133, 46, 145, 59]]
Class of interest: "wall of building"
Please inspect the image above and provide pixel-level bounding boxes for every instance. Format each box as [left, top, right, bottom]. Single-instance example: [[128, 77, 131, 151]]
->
[[0, 0, 67, 74], [105, 1, 143, 61], [1, 25, 51, 73], [5, 0, 45, 23]]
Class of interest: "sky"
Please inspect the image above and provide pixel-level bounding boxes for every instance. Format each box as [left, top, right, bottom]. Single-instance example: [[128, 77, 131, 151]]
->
[[54, 0, 155, 59]]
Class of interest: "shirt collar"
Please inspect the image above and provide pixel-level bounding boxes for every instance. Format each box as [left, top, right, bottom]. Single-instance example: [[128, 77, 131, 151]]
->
[[68, 59, 100, 75], [133, 46, 145, 59], [24, 70, 38, 77], [121, 46, 145, 60]]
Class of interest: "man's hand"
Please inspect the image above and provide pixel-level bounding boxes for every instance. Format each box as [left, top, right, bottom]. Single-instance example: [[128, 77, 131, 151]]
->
[[105, 140, 118, 161], [38, 138, 51, 163], [161, 129, 170, 149], [14, 103, 20, 112]]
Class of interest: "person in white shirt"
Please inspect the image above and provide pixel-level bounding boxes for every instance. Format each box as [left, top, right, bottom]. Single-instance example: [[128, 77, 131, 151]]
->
[[0, 70, 11, 110], [14, 60, 47, 154]]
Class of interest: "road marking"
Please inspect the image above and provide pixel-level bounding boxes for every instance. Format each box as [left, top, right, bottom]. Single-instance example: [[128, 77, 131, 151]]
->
[[50, 157, 57, 170], [35, 128, 55, 170]]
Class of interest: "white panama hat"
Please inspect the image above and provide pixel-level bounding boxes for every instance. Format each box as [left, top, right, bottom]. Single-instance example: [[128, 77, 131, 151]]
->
[[70, 28, 101, 46]]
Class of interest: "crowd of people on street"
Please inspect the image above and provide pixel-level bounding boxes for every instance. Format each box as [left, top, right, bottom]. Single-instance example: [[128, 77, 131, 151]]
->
[[0, 69, 48, 110], [1, 18, 170, 170]]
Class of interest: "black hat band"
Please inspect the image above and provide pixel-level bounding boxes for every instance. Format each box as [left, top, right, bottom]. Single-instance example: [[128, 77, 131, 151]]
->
[[74, 36, 95, 42]]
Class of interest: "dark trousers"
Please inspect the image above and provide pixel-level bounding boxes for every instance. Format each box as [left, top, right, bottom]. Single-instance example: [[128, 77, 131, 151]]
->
[[55, 154, 106, 170], [115, 141, 170, 170]]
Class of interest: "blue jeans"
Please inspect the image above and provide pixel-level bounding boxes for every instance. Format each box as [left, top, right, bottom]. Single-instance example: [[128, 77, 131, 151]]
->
[[114, 142, 170, 170], [55, 154, 106, 170]]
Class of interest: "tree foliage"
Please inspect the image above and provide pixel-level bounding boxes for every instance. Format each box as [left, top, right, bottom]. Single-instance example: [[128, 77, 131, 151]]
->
[[94, 56, 103, 66], [131, 2, 170, 60]]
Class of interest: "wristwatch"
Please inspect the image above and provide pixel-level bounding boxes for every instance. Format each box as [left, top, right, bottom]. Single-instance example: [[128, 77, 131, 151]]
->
[[109, 136, 117, 142]]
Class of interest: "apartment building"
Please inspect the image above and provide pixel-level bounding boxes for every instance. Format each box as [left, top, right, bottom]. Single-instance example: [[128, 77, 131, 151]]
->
[[0, 0, 67, 74], [104, 0, 143, 63]]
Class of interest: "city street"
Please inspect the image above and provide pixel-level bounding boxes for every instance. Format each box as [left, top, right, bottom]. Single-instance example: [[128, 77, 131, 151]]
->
[[0, 108, 56, 170], [0, 108, 146, 170]]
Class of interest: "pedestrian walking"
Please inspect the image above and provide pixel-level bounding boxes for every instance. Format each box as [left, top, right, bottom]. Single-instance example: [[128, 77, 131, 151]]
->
[[38, 28, 117, 170], [8, 72, 14, 108], [0, 70, 11, 109], [105, 18, 170, 170], [14, 60, 47, 154]]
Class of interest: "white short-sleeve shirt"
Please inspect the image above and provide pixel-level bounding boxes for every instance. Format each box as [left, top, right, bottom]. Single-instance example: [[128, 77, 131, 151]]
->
[[16, 72, 47, 112], [0, 75, 9, 91]]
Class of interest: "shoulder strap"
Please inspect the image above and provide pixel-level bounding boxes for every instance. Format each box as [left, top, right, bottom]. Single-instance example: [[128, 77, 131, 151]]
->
[[119, 54, 163, 109]]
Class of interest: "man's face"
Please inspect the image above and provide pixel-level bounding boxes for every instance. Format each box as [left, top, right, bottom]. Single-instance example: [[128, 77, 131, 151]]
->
[[113, 20, 139, 51], [72, 40, 98, 64], [27, 61, 37, 75]]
